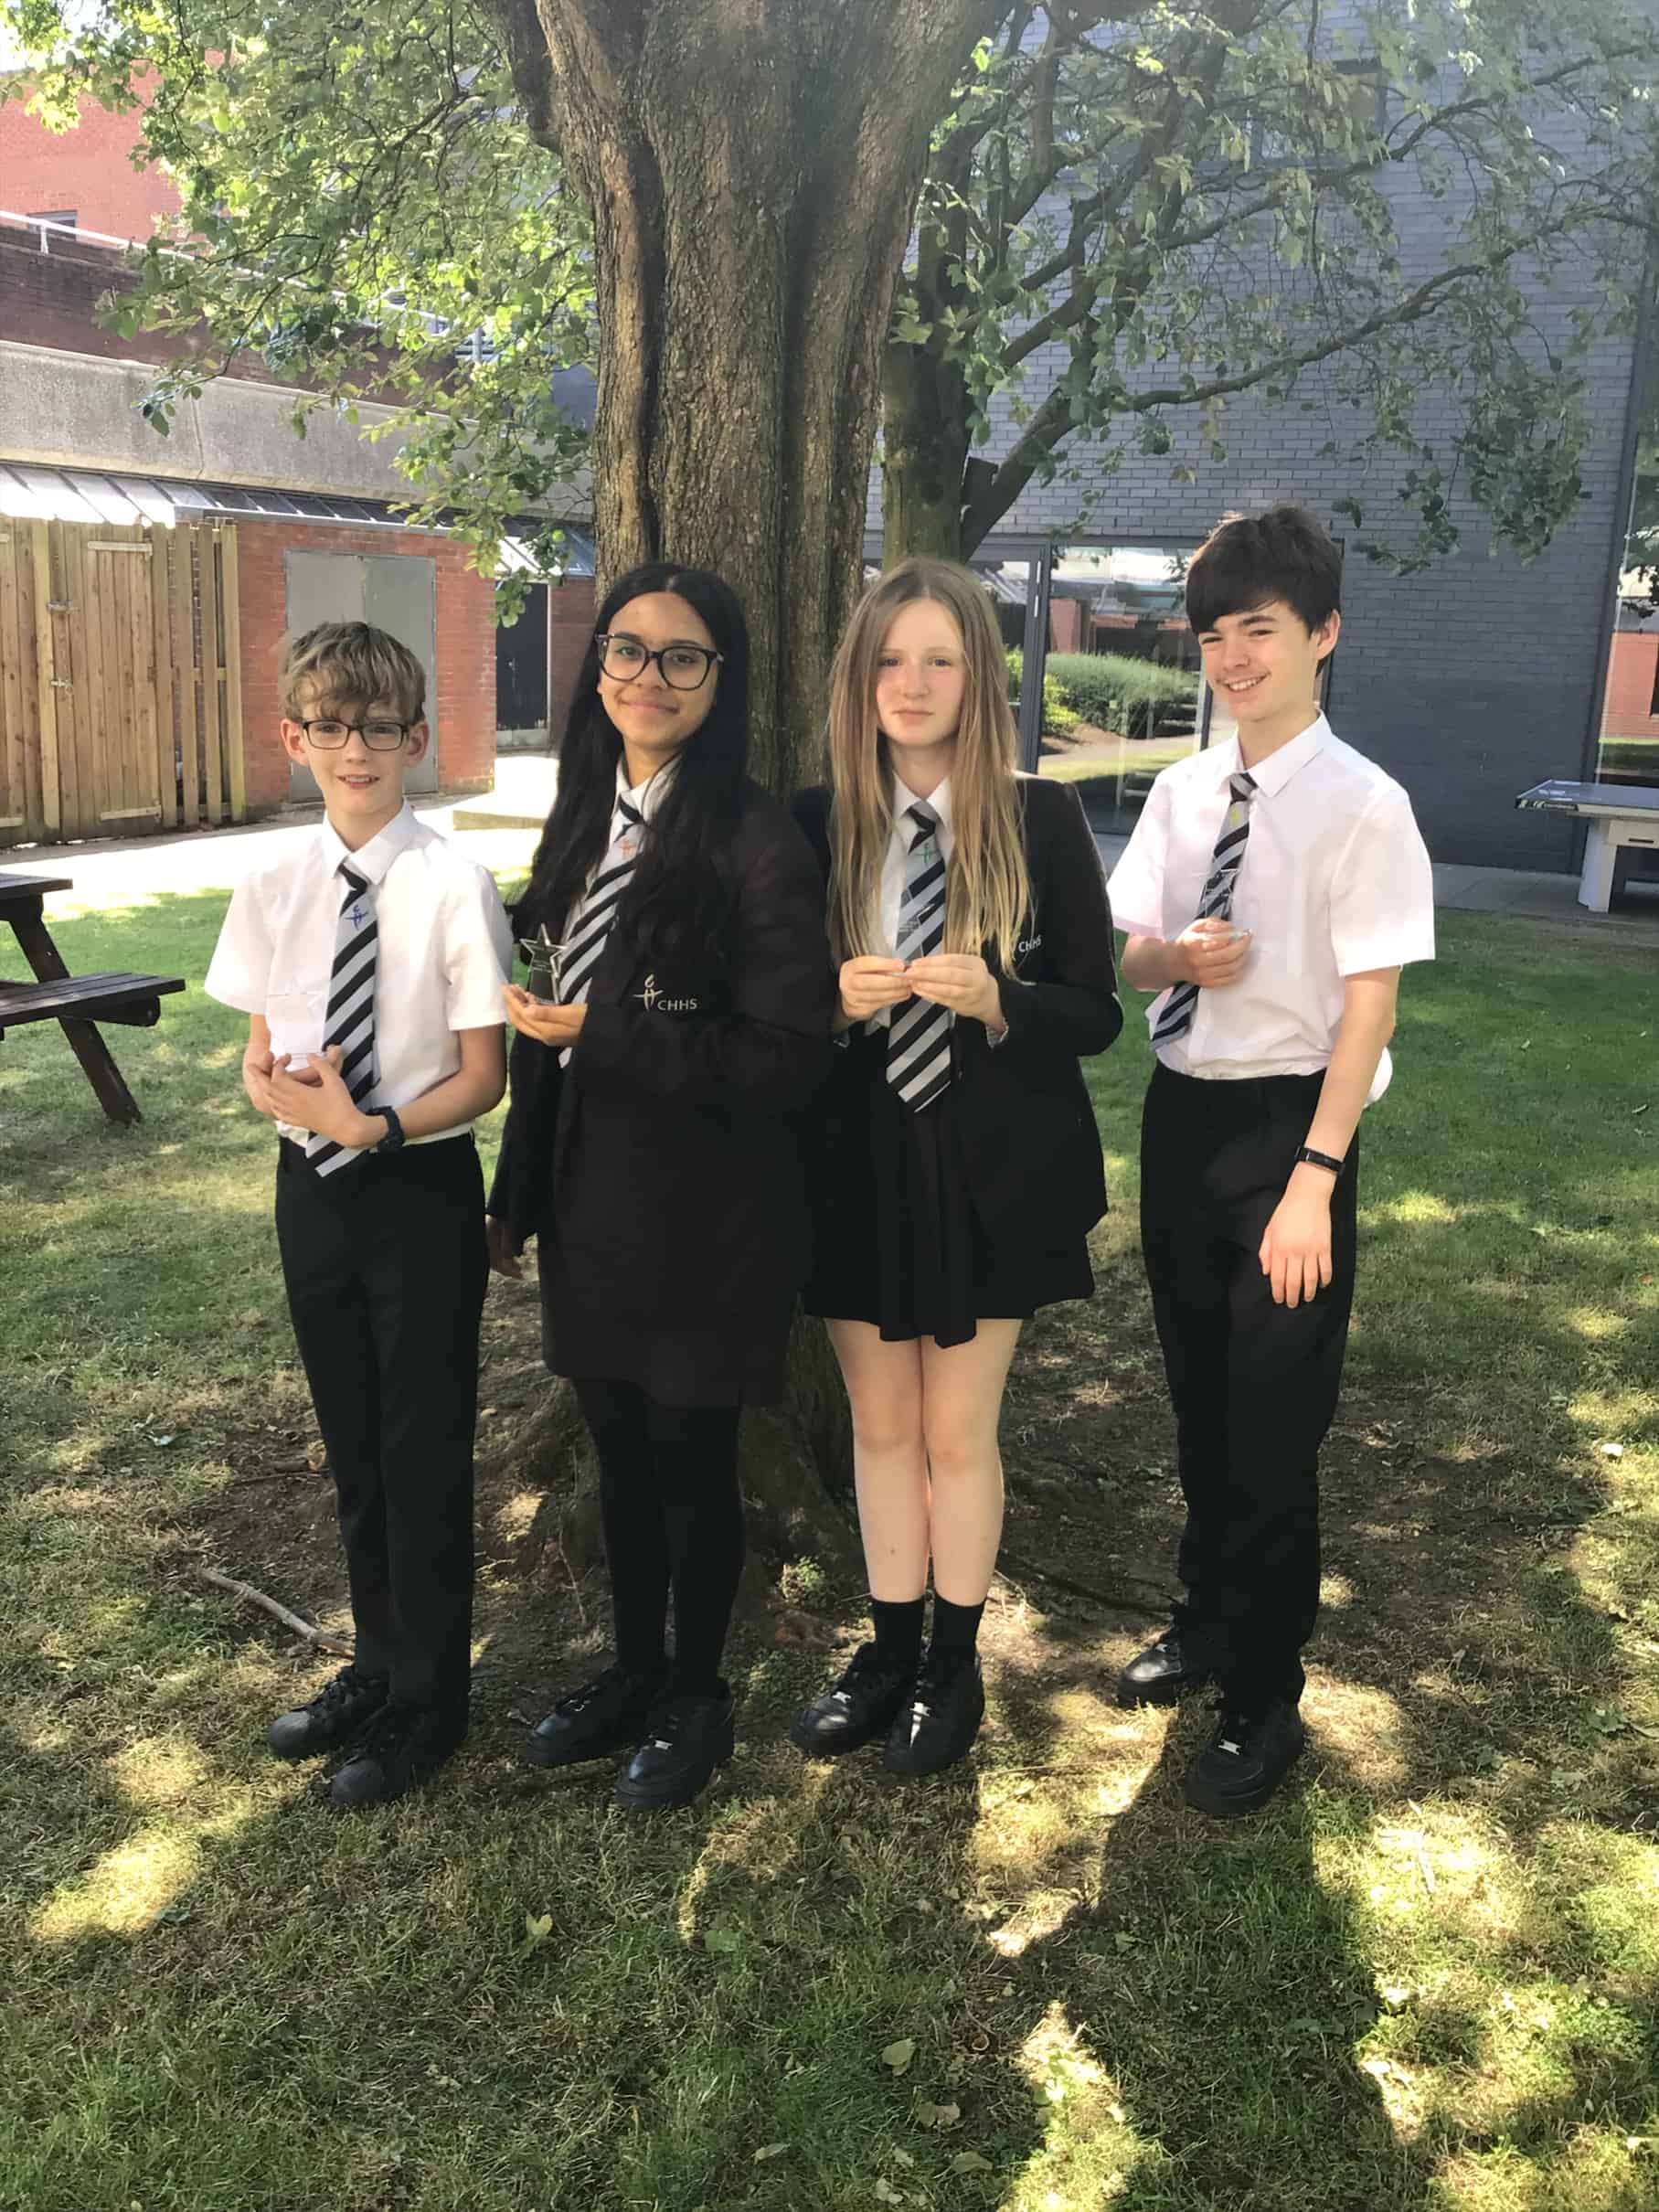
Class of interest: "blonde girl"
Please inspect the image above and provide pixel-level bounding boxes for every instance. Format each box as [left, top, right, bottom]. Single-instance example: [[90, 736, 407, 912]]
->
[[791, 558, 1122, 1775]]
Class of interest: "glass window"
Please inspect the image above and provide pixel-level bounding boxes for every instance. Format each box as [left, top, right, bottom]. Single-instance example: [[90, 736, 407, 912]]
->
[[1034, 543, 1204, 833]]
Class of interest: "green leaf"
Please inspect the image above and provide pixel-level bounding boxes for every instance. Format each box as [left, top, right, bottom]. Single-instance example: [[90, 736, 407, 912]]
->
[[881, 2037, 916, 2075], [950, 2151, 994, 2175], [522, 1912, 552, 1947]]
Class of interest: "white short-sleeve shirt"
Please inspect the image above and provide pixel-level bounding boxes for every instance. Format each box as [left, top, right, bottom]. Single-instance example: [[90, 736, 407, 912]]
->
[[1107, 715, 1434, 1102], [205, 803, 514, 1143]]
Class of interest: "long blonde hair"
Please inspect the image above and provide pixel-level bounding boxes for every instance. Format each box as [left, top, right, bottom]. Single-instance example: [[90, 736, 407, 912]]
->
[[826, 558, 1030, 971]]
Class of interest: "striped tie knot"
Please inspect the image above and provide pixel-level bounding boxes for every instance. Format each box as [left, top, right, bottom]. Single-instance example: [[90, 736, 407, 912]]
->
[[906, 799, 939, 848]]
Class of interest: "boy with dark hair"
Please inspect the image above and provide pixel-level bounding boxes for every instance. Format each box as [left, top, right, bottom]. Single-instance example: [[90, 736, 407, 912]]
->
[[207, 622, 512, 1808], [1107, 505, 1434, 1816]]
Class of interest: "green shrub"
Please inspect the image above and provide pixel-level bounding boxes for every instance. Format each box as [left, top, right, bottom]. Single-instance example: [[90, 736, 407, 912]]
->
[[1005, 647, 1080, 738], [1045, 651, 1197, 738]]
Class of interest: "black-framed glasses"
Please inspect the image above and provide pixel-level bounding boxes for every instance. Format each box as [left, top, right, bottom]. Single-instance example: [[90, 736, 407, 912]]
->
[[300, 718, 412, 750], [595, 634, 722, 691]]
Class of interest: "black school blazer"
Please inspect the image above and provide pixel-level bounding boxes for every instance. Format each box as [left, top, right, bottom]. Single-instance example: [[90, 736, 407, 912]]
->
[[793, 774, 1122, 1254], [488, 782, 835, 1322]]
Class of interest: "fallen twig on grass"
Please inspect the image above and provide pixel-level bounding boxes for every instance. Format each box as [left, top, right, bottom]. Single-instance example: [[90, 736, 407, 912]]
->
[[200, 1569, 354, 1657], [996, 1547, 1167, 1618]]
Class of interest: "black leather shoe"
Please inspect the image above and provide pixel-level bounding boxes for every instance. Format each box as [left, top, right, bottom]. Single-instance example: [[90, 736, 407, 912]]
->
[[266, 1664, 388, 1760], [884, 1654, 985, 1778], [613, 1685, 735, 1813], [1116, 1622, 1228, 1709], [790, 1642, 915, 1758], [325, 1704, 465, 1811], [524, 1664, 665, 1770], [1182, 1697, 1305, 1818]]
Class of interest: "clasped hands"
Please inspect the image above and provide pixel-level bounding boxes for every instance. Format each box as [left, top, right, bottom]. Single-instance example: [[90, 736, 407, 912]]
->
[[240, 1044, 380, 1148], [838, 952, 1003, 1032]]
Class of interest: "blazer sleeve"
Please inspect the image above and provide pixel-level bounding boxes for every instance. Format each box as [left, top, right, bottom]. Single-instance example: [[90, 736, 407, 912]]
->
[[574, 808, 836, 1113], [485, 1024, 558, 1243], [994, 781, 1123, 1061]]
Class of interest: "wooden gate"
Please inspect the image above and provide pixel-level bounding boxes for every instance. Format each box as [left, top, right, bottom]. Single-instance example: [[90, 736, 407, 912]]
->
[[0, 518, 246, 846]]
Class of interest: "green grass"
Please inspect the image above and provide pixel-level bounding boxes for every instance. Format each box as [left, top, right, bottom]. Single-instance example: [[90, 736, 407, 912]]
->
[[2, 891, 1657, 2211]]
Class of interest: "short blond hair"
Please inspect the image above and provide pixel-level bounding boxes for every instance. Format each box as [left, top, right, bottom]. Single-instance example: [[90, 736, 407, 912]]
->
[[280, 622, 426, 724]]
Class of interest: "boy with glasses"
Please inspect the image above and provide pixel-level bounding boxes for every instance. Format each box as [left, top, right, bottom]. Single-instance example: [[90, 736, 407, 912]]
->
[[207, 622, 513, 1807]]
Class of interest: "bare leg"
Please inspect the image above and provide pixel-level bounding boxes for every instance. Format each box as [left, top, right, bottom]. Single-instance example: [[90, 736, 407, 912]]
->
[[826, 1320, 929, 1601], [919, 1321, 1022, 1604]]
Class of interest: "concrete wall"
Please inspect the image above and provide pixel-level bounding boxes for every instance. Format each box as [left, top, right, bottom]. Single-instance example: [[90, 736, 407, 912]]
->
[[0, 337, 420, 499]]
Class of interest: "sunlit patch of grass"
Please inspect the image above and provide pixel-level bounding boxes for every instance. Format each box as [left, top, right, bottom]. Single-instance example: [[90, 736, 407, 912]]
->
[[2, 902, 1658, 2207]]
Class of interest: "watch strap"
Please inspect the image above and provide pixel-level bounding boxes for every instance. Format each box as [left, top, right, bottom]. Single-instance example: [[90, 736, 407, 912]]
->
[[375, 1105, 406, 1153], [1295, 1143, 1345, 1175]]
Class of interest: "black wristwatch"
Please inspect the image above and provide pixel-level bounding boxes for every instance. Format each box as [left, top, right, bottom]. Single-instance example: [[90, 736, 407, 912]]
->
[[375, 1105, 406, 1154], [1295, 1143, 1345, 1175]]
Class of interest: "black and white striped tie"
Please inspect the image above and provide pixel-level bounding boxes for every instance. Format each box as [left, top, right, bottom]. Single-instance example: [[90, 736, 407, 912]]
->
[[306, 862, 379, 1177], [556, 797, 646, 1067], [1151, 769, 1258, 1048], [887, 800, 952, 1112]]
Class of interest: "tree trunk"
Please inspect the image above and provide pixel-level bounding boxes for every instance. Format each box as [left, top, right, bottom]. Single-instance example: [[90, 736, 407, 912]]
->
[[492, 0, 1004, 793], [485, 0, 1004, 1545], [879, 335, 973, 561]]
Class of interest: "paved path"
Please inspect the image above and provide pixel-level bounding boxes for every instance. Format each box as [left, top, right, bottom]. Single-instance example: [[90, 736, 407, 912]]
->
[[6, 750, 1658, 941]]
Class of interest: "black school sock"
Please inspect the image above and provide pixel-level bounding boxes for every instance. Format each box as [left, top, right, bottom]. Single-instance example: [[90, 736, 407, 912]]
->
[[925, 1596, 985, 1684], [870, 1596, 926, 1673]]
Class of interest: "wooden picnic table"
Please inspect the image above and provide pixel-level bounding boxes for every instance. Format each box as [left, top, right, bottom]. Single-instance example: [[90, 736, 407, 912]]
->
[[0, 869, 185, 1125], [1515, 779, 1659, 913]]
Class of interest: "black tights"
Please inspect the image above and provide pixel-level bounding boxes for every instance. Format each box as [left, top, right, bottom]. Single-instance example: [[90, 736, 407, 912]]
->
[[573, 1379, 746, 1701]]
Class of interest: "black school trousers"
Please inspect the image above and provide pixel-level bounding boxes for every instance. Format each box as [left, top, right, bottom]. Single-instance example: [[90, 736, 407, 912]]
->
[[1139, 1061, 1358, 1709], [275, 1135, 487, 1723]]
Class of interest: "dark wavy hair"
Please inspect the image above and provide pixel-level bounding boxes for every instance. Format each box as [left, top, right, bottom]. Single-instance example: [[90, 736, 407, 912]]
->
[[1186, 505, 1342, 643], [517, 563, 750, 980]]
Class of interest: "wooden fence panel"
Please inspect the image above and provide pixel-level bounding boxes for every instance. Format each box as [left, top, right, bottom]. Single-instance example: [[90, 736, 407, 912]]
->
[[0, 516, 244, 846]]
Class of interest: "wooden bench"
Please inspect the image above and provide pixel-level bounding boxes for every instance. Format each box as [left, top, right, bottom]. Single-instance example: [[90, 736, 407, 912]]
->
[[1515, 779, 1659, 912], [0, 972, 185, 1034], [0, 868, 186, 1124]]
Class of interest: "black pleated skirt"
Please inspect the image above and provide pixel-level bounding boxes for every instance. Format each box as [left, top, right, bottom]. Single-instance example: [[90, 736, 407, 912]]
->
[[803, 1065, 1092, 1349]]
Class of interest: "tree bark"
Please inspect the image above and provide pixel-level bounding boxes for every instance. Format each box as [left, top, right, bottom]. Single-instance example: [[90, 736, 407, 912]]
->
[[879, 335, 973, 562], [490, 0, 1005, 792]]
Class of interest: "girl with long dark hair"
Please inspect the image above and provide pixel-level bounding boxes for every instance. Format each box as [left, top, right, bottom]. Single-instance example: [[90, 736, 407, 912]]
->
[[487, 563, 833, 1811], [791, 559, 1122, 1777]]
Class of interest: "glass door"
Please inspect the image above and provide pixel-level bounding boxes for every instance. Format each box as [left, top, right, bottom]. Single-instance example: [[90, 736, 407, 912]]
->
[[1030, 543, 1204, 835]]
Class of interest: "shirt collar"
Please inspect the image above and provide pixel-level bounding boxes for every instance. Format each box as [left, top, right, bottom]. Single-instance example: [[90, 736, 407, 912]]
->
[[319, 801, 420, 886], [614, 756, 677, 827], [889, 771, 952, 841], [1223, 712, 1331, 799]]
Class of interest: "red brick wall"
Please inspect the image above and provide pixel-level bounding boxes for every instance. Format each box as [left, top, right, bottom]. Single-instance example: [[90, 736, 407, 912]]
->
[[233, 521, 497, 814], [1602, 631, 1659, 741], [547, 576, 597, 745], [0, 80, 180, 240]]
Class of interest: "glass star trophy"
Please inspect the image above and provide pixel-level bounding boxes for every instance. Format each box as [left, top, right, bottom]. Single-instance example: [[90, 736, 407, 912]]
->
[[517, 924, 568, 1002]]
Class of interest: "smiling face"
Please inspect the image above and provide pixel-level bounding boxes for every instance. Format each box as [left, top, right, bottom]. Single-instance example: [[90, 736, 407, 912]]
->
[[874, 597, 968, 766], [1196, 597, 1340, 757], [279, 686, 427, 848], [597, 591, 720, 778]]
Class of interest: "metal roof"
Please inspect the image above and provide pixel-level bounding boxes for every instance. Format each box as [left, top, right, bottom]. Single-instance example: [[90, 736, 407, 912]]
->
[[0, 463, 595, 576]]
